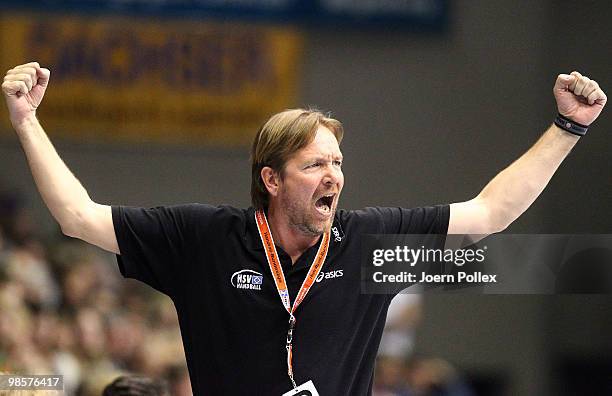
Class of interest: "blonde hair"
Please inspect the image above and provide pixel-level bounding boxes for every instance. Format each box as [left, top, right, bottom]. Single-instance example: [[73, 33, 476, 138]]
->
[[250, 108, 343, 209]]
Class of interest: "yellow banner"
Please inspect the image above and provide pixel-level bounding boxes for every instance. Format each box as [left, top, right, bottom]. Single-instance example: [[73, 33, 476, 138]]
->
[[0, 13, 303, 146]]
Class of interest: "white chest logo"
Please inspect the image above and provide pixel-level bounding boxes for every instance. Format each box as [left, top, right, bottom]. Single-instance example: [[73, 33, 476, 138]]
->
[[231, 269, 263, 290], [331, 226, 342, 242], [316, 269, 344, 283]]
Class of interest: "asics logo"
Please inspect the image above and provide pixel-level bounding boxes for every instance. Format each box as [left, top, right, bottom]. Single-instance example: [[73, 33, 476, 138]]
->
[[316, 270, 344, 283]]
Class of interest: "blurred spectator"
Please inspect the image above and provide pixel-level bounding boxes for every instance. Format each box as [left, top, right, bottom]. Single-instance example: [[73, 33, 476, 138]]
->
[[378, 293, 423, 359], [374, 355, 475, 396], [5, 242, 60, 310], [405, 356, 475, 396], [373, 356, 412, 396], [164, 365, 192, 396], [0, 190, 36, 247], [102, 375, 170, 396]]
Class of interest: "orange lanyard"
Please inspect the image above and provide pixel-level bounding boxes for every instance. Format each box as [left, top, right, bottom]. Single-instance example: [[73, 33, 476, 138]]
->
[[254, 210, 330, 389]]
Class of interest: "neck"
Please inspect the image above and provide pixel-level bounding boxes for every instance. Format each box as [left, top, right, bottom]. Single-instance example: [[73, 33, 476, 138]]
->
[[266, 205, 320, 264]]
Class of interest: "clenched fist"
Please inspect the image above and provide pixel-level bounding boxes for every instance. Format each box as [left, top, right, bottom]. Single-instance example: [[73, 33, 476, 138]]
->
[[554, 71, 606, 126], [2, 62, 50, 127]]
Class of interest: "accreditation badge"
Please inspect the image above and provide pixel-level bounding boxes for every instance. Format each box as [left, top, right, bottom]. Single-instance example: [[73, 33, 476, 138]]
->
[[281, 380, 319, 396]]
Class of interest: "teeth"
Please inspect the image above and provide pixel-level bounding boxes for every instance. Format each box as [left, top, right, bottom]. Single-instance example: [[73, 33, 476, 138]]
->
[[315, 194, 334, 215]]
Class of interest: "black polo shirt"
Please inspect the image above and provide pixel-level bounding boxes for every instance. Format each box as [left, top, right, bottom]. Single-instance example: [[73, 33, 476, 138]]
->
[[112, 204, 449, 395]]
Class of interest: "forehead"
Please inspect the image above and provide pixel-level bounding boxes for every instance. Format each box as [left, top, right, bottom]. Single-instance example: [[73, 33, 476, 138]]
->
[[297, 125, 342, 159]]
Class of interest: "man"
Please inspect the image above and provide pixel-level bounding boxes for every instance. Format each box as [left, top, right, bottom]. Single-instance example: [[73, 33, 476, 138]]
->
[[2, 62, 606, 395]]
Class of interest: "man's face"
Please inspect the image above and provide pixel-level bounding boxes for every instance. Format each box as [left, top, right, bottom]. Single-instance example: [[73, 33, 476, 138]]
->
[[276, 125, 344, 236]]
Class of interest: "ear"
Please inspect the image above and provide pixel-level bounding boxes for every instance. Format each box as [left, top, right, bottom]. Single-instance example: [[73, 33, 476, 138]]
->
[[261, 166, 281, 197]]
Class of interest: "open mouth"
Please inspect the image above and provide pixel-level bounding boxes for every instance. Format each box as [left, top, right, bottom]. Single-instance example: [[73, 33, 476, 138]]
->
[[314, 194, 335, 215]]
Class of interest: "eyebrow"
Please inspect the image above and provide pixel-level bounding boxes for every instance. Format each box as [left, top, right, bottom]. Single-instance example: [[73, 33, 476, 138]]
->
[[307, 154, 343, 162]]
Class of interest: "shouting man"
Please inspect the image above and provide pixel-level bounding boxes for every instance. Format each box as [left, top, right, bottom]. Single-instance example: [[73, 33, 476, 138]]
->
[[2, 61, 606, 395]]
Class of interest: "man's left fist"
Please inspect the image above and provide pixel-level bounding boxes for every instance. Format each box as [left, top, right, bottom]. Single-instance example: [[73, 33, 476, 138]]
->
[[553, 71, 606, 126]]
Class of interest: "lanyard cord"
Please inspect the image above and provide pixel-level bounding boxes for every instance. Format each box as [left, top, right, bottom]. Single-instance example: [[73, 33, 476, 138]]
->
[[254, 210, 330, 388], [286, 313, 297, 388]]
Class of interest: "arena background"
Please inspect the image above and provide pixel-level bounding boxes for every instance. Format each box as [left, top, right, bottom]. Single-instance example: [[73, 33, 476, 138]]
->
[[0, 1, 610, 395]]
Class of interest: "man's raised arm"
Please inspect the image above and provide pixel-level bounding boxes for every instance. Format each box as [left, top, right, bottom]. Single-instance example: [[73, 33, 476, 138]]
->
[[2, 62, 119, 254], [448, 71, 607, 236]]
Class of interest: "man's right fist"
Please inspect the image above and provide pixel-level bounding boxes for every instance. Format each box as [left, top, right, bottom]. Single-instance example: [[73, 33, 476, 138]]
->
[[2, 62, 50, 127]]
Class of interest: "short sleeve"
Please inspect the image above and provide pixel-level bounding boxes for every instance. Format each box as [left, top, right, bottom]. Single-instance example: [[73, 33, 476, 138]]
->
[[380, 205, 449, 235], [351, 205, 449, 235], [112, 204, 206, 297]]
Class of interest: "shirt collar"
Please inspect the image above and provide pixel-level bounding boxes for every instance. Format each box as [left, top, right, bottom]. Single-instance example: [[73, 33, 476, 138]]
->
[[245, 207, 345, 252]]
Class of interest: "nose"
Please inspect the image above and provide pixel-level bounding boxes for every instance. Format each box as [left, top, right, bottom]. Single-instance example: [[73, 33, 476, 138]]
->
[[323, 164, 342, 187]]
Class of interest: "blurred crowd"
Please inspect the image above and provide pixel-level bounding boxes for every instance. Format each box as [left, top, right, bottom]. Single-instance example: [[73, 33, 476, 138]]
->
[[0, 187, 474, 396], [372, 294, 475, 396], [0, 189, 191, 395]]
